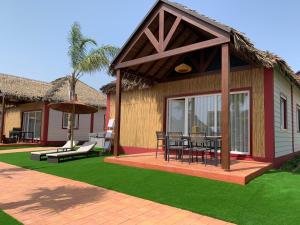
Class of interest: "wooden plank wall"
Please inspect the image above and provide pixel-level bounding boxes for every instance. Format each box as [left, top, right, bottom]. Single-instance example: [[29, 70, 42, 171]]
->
[[110, 67, 265, 158]]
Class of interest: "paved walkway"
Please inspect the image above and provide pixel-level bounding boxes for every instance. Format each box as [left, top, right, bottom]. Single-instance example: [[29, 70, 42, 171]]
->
[[0, 162, 234, 225], [0, 147, 55, 154]]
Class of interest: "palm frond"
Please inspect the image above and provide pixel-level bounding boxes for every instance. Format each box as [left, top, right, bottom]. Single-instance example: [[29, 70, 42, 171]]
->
[[76, 45, 119, 74], [80, 38, 97, 49], [68, 22, 85, 68]]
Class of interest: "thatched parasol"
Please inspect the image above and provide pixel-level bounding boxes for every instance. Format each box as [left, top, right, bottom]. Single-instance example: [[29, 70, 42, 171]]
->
[[48, 100, 98, 149], [48, 100, 98, 114]]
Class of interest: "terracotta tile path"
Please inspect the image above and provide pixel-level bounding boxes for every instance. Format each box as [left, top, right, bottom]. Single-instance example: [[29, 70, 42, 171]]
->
[[0, 147, 55, 154], [0, 162, 234, 225]]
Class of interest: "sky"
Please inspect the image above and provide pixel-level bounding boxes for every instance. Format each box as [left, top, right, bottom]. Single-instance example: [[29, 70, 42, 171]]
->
[[1, 0, 299, 90]]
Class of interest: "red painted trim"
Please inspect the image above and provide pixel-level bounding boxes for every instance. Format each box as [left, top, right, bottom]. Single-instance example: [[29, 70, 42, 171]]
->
[[90, 113, 94, 133], [164, 87, 250, 100], [249, 87, 253, 158], [118, 146, 267, 163], [41, 103, 49, 145], [291, 85, 295, 152], [120, 146, 156, 154], [273, 151, 300, 168], [264, 68, 275, 162], [105, 94, 110, 130]]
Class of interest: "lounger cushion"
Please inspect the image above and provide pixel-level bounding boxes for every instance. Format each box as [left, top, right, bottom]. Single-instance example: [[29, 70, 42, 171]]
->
[[31, 149, 58, 155], [46, 142, 96, 158]]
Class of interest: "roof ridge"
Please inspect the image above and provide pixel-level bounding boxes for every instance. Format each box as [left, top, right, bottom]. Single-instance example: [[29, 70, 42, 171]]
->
[[0, 72, 50, 85], [76, 79, 104, 95]]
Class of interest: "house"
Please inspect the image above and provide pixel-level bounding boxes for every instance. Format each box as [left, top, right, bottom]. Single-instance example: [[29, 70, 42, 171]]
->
[[0, 73, 106, 145], [101, 0, 299, 169]]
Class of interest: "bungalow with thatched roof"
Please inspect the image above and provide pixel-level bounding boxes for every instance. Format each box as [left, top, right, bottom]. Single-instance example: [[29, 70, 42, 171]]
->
[[0, 73, 106, 145], [101, 0, 300, 169]]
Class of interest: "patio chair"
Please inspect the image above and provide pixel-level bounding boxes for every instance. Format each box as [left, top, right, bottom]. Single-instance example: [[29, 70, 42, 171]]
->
[[30, 140, 78, 161], [207, 137, 222, 166], [186, 133, 209, 165], [47, 141, 97, 163], [155, 131, 166, 158], [166, 132, 184, 162]]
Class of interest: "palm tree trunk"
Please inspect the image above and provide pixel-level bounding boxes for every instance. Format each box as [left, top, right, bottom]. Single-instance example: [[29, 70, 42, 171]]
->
[[67, 75, 76, 142]]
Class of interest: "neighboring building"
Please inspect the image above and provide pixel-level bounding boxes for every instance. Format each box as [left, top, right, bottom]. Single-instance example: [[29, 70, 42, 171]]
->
[[0, 74, 106, 145], [101, 0, 299, 168]]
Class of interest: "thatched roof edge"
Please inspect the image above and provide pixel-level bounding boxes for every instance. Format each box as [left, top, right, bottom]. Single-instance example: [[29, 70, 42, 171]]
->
[[0, 73, 106, 107]]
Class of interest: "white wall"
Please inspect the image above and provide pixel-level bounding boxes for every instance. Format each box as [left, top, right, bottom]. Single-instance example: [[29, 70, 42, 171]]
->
[[274, 68, 293, 157], [93, 109, 105, 133], [293, 85, 300, 152], [47, 109, 89, 142], [47, 109, 106, 142]]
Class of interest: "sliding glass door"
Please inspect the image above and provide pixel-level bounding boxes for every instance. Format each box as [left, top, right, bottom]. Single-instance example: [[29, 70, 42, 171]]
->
[[22, 111, 42, 140], [167, 99, 185, 133], [167, 91, 250, 154]]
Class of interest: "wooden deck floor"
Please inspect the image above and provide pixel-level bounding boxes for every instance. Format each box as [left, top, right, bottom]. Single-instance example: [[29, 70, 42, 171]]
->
[[105, 153, 272, 185]]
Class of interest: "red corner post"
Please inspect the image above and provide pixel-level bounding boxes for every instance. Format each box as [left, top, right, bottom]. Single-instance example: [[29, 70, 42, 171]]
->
[[221, 43, 230, 171], [41, 103, 49, 146], [90, 113, 94, 133], [114, 69, 122, 157], [264, 68, 275, 162], [105, 94, 110, 130], [0, 94, 5, 143]]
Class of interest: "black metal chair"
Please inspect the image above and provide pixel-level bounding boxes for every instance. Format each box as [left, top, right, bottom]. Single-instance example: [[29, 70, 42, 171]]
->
[[166, 132, 184, 162], [155, 131, 166, 158], [206, 136, 222, 166], [186, 132, 209, 165]]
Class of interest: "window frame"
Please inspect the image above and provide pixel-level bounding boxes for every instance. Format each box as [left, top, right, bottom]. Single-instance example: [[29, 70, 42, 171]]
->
[[62, 112, 79, 129], [166, 90, 250, 155], [280, 94, 288, 130], [22, 110, 42, 140], [296, 104, 300, 133]]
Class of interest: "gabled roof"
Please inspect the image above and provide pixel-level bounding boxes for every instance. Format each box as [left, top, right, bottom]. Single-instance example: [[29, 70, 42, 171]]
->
[[103, 0, 296, 94], [0, 73, 106, 107]]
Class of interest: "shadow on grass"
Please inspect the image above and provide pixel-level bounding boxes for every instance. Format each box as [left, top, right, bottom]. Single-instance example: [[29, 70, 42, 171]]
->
[[0, 186, 105, 214]]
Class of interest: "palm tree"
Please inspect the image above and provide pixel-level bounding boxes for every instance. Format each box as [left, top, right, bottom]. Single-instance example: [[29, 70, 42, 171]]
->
[[67, 22, 119, 140]]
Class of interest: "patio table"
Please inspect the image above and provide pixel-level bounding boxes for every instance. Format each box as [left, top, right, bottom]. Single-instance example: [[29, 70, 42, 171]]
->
[[15, 131, 34, 143]]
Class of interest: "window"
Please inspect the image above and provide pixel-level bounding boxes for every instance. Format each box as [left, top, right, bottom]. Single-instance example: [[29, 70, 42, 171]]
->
[[22, 111, 42, 140], [167, 91, 250, 154], [297, 105, 300, 133], [280, 95, 287, 129], [62, 112, 79, 129], [168, 99, 185, 133]]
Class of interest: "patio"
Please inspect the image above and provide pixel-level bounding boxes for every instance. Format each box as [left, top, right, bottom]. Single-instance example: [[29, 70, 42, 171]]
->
[[105, 153, 272, 185]]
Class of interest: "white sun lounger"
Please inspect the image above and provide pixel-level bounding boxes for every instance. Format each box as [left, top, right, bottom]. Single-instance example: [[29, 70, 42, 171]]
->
[[47, 141, 97, 163], [31, 140, 79, 161]]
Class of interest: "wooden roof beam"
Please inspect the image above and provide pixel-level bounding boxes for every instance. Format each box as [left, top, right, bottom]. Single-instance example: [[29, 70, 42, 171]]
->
[[154, 30, 199, 79], [161, 5, 230, 38], [144, 28, 160, 53], [163, 16, 181, 51], [115, 37, 229, 69]]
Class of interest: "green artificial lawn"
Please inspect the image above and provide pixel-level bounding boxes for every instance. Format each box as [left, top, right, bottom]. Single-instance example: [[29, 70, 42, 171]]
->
[[1, 152, 300, 225], [0, 210, 22, 225], [0, 146, 40, 151]]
